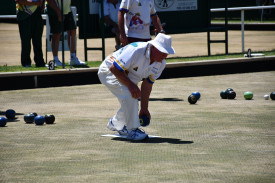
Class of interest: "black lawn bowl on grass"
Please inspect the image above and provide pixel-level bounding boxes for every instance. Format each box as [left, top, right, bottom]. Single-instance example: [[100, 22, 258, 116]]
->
[[227, 90, 236, 100], [225, 88, 236, 100], [220, 90, 228, 99], [270, 92, 275, 100], [220, 88, 236, 99], [31, 112, 38, 117], [225, 88, 234, 93], [5, 109, 16, 119], [45, 114, 55, 124], [188, 94, 197, 104], [24, 113, 35, 124]]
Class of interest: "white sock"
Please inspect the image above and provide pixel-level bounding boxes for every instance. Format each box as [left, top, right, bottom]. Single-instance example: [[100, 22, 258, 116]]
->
[[71, 53, 76, 58]]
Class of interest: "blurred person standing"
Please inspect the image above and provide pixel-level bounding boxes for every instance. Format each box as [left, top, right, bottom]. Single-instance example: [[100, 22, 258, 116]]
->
[[15, 0, 46, 67], [118, 0, 165, 46], [100, 0, 122, 51], [47, 0, 86, 66]]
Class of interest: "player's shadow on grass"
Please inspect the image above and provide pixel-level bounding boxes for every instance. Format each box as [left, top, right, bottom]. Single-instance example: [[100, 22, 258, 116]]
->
[[0, 111, 24, 116], [7, 118, 20, 122], [0, 111, 23, 123], [149, 98, 183, 102], [112, 137, 193, 144]]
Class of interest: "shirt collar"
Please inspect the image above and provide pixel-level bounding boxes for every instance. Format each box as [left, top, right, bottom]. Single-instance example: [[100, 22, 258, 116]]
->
[[145, 43, 151, 60]]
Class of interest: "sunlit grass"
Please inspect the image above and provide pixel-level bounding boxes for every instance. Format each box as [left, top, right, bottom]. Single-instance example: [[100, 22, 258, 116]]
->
[[0, 50, 274, 73]]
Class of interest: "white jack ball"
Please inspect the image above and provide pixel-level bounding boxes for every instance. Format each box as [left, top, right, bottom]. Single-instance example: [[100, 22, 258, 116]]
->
[[264, 94, 269, 100]]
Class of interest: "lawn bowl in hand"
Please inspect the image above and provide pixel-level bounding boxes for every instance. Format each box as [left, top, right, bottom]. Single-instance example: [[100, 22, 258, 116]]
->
[[140, 115, 150, 127]]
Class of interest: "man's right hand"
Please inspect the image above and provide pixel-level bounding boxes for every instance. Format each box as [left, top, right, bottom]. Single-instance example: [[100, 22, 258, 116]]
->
[[128, 84, 141, 99], [120, 34, 128, 46], [118, 11, 128, 46], [110, 64, 140, 99]]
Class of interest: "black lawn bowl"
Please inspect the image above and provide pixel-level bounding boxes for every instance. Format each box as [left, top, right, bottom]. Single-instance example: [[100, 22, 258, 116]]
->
[[227, 91, 236, 100], [188, 95, 197, 104], [24, 114, 35, 124], [31, 112, 38, 117], [270, 92, 275, 100], [5, 109, 16, 119], [226, 88, 234, 93], [220, 91, 228, 99], [140, 115, 150, 127], [45, 114, 55, 124]]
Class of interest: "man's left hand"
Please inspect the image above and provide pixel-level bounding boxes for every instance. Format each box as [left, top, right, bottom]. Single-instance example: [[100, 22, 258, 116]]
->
[[139, 108, 151, 120]]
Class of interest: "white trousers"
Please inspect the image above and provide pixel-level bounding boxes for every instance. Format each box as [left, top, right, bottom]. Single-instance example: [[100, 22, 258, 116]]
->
[[98, 63, 140, 130]]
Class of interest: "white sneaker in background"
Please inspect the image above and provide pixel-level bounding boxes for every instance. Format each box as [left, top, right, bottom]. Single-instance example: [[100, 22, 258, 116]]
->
[[69, 57, 86, 66], [54, 59, 63, 66]]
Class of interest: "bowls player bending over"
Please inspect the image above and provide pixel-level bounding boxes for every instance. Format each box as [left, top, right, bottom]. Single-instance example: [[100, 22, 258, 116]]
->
[[98, 33, 175, 141]]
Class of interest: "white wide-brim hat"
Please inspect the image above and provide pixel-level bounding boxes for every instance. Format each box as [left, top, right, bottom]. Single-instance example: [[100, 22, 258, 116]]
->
[[148, 33, 175, 54]]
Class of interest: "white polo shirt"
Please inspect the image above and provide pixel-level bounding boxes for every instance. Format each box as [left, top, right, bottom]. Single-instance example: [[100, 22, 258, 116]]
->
[[119, 0, 157, 39], [99, 0, 120, 23], [103, 42, 166, 85]]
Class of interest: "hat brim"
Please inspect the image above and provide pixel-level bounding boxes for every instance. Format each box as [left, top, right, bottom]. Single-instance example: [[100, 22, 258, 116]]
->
[[148, 41, 175, 54]]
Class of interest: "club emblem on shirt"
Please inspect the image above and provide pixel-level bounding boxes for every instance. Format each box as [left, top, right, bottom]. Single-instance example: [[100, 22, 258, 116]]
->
[[129, 13, 143, 27], [133, 67, 138, 71]]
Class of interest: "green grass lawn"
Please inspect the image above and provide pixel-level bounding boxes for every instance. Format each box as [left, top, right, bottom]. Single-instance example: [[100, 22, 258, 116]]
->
[[0, 71, 274, 182], [1, 50, 275, 73]]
